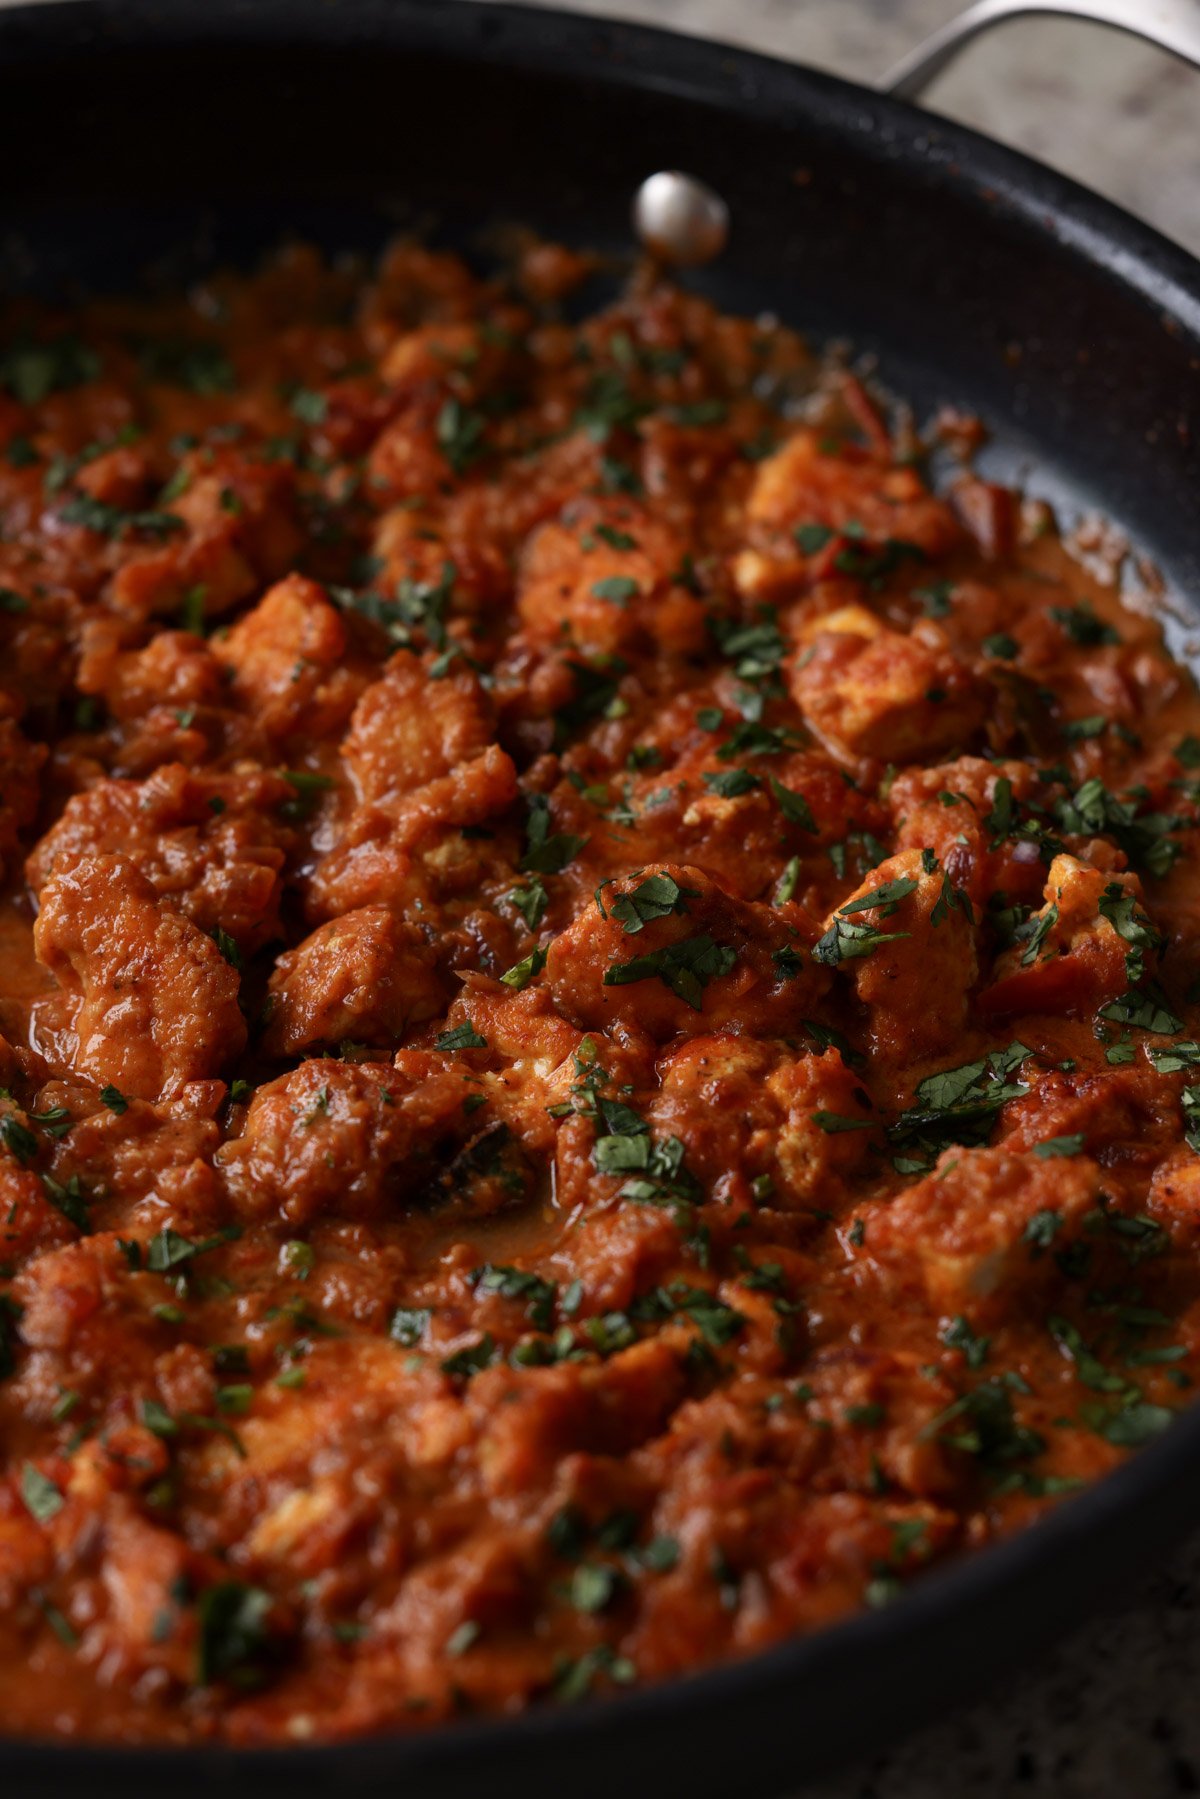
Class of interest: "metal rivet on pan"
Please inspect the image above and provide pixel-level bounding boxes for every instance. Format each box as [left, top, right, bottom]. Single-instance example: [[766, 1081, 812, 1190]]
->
[[632, 171, 730, 267]]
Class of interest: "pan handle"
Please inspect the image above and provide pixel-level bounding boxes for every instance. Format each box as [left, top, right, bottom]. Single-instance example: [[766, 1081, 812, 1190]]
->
[[882, 0, 1200, 99]]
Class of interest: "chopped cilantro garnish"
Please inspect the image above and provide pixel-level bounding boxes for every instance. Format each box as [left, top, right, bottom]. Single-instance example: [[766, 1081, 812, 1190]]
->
[[21, 1462, 63, 1524], [445, 1620, 481, 1657], [519, 793, 588, 875], [505, 877, 549, 932], [195, 1581, 273, 1687], [812, 876, 918, 967], [475, 1264, 558, 1330], [889, 1042, 1030, 1166], [440, 1334, 497, 1378], [289, 387, 328, 424], [838, 875, 919, 915], [981, 633, 1018, 659], [435, 1021, 488, 1051], [1100, 986, 1183, 1035], [603, 934, 736, 1010], [389, 1307, 430, 1347], [1, 331, 99, 404], [702, 768, 760, 799], [833, 535, 924, 588], [811, 1111, 874, 1133], [41, 1173, 90, 1233], [921, 1376, 1044, 1471], [1, 1113, 38, 1164], [59, 493, 183, 539], [775, 856, 802, 907], [210, 925, 243, 971], [591, 575, 639, 606], [145, 1223, 241, 1274], [569, 1563, 622, 1613], [1019, 901, 1059, 966], [709, 613, 785, 683], [767, 776, 817, 832], [1033, 1134, 1085, 1159], [602, 871, 698, 934], [914, 580, 954, 617], [590, 523, 637, 552], [1048, 602, 1118, 646], [1056, 778, 1183, 880], [940, 1316, 990, 1369], [435, 396, 486, 474], [553, 1644, 637, 1702], [1023, 1208, 1062, 1250], [500, 946, 547, 991], [139, 338, 234, 394]]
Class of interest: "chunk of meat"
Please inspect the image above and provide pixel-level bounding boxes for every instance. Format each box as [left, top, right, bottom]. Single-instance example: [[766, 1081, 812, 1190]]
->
[[32, 855, 246, 1102], [46, 1093, 220, 1225], [306, 743, 518, 920], [261, 906, 446, 1056], [544, 862, 825, 1041], [981, 853, 1147, 1018], [108, 455, 303, 620], [952, 476, 1019, 560], [820, 849, 978, 1062], [27, 762, 295, 954], [341, 651, 493, 806], [365, 402, 459, 500], [91, 1501, 197, 1688], [998, 1063, 1180, 1175], [217, 1056, 466, 1227], [791, 612, 984, 766], [865, 1146, 1101, 1324], [547, 1192, 686, 1315], [889, 756, 1046, 909], [746, 429, 962, 557], [0, 1155, 79, 1260], [649, 1036, 873, 1211], [516, 502, 705, 656], [469, 1339, 687, 1495], [212, 574, 360, 743], [76, 621, 225, 723], [1148, 1152, 1200, 1247], [0, 714, 45, 880]]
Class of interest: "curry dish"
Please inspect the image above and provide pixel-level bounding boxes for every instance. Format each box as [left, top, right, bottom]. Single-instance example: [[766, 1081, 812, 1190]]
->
[[2, 241, 1200, 1744]]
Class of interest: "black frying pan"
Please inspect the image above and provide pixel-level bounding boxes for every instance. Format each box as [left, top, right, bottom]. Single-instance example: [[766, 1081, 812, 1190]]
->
[[3, 2, 1200, 1793]]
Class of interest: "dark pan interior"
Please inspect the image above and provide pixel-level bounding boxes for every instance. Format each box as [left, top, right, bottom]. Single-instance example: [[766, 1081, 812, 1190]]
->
[[4, 3, 1200, 1796]]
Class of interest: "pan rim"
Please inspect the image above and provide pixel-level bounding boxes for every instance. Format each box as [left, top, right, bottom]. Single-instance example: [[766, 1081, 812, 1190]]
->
[[1, 0, 1199, 1786]]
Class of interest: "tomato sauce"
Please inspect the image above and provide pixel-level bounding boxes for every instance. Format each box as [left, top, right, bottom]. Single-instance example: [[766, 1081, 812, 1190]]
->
[[1, 240, 1199, 1744]]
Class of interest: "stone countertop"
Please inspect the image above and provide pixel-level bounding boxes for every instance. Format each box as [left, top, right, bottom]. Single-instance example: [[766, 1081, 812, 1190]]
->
[[505, 4, 1200, 1796], [7, 2, 1198, 1793]]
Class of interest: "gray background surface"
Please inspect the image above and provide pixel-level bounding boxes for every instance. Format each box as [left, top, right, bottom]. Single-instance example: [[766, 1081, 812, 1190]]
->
[[6, 0, 1200, 1791], [498, 4, 1200, 1795]]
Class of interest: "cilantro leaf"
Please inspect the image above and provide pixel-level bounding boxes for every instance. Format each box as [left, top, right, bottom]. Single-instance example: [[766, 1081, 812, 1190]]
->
[[435, 1021, 487, 1051], [603, 934, 736, 1010], [767, 776, 818, 832], [702, 768, 760, 799], [1033, 1133, 1085, 1159], [21, 1461, 63, 1523], [520, 793, 588, 875], [605, 872, 698, 934], [500, 946, 547, 991], [889, 1043, 1031, 1165], [591, 576, 640, 606], [196, 1581, 274, 1688]]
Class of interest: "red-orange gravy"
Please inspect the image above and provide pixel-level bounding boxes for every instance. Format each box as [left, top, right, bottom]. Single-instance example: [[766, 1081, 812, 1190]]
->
[[1, 241, 1199, 1743]]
